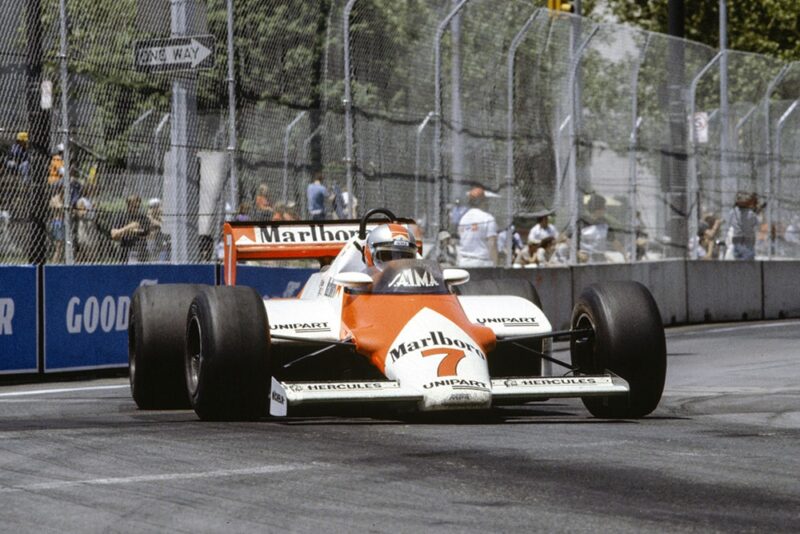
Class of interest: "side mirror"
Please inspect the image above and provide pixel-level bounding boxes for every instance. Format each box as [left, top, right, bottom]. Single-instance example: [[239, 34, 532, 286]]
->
[[332, 271, 374, 289], [442, 268, 470, 286]]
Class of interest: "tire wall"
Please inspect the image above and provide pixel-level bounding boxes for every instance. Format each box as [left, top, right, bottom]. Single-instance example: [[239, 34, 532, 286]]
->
[[0, 260, 797, 374]]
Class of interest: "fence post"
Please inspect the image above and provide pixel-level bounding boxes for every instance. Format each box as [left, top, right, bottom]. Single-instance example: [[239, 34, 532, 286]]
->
[[566, 25, 598, 265], [627, 33, 650, 262], [342, 0, 357, 218], [283, 111, 306, 204], [414, 112, 435, 222], [763, 63, 793, 259], [506, 9, 543, 267], [226, 0, 238, 214], [433, 0, 470, 254], [58, 0, 72, 264], [774, 99, 799, 257], [687, 51, 722, 256]]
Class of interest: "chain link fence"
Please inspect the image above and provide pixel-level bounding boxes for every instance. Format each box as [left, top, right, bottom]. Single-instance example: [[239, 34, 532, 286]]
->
[[2, 0, 800, 265]]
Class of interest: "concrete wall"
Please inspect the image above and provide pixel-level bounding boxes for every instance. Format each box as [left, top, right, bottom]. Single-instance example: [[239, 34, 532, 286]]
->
[[467, 260, 800, 327], [762, 261, 800, 319]]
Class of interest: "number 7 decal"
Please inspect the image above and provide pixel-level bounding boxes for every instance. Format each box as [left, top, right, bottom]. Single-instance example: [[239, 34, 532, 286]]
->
[[421, 347, 466, 377]]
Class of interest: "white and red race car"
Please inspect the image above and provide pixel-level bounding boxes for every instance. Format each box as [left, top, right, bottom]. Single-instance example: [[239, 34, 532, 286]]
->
[[128, 209, 666, 420]]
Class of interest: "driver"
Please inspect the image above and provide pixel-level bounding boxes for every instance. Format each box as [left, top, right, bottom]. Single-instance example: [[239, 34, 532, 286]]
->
[[364, 223, 418, 270]]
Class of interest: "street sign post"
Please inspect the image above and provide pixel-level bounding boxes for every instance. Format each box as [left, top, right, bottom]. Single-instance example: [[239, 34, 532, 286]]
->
[[134, 35, 215, 73]]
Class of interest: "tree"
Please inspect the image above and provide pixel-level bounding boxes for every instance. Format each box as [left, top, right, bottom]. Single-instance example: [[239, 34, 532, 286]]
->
[[586, 0, 800, 61]]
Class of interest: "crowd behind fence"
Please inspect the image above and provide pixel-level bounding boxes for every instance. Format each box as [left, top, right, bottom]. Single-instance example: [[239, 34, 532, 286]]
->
[[2, 0, 800, 267]]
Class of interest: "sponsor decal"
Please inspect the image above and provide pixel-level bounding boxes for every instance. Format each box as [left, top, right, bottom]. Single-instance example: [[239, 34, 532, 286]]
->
[[288, 382, 397, 392], [0, 298, 14, 335], [476, 316, 539, 327], [423, 378, 488, 390], [389, 331, 485, 362], [271, 390, 286, 405], [323, 280, 338, 298], [502, 377, 608, 387], [258, 224, 360, 244], [66, 295, 130, 334], [271, 322, 330, 334], [388, 269, 437, 288]]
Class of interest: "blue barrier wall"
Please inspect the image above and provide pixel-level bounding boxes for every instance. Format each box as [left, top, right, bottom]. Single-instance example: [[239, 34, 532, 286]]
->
[[43, 264, 216, 372], [223, 265, 314, 298], [0, 266, 38, 373]]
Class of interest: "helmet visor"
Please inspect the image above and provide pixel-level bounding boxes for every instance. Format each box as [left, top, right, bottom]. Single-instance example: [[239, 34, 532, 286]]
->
[[374, 246, 415, 263]]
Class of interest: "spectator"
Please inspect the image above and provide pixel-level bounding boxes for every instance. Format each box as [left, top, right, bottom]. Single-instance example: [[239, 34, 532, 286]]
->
[[253, 182, 273, 220], [73, 197, 102, 263], [5, 131, 29, 180], [513, 237, 540, 267], [527, 209, 558, 243], [456, 187, 498, 267], [110, 194, 150, 263], [449, 199, 468, 230], [331, 182, 346, 219], [272, 201, 298, 221], [146, 197, 169, 262], [307, 172, 328, 220], [727, 191, 761, 260], [536, 236, 561, 266], [47, 143, 65, 186], [48, 185, 65, 263], [436, 230, 458, 267], [579, 193, 624, 263], [234, 201, 252, 222], [697, 213, 722, 260], [497, 223, 523, 266]]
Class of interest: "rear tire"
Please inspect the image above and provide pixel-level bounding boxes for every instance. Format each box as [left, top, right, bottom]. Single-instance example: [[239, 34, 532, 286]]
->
[[128, 284, 203, 409], [570, 281, 666, 418], [456, 278, 543, 377], [185, 286, 271, 421]]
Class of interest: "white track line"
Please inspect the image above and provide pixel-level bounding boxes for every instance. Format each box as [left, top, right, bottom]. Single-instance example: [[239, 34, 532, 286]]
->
[[1, 464, 315, 493], [0, 385, 128, 398], [670, 320, 800, 337]]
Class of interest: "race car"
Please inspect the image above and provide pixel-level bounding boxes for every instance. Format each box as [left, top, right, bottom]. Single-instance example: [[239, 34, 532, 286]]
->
[[128, 208, 666, 421]]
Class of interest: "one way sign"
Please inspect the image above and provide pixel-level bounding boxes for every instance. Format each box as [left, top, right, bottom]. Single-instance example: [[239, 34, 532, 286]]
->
[[134, 35, 215, 73]]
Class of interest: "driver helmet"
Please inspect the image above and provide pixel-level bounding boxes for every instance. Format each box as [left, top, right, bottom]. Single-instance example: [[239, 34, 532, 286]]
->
[[365, 223, 417, 269]]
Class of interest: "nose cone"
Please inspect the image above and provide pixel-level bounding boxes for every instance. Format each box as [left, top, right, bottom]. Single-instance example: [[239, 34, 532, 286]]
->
[[385, 308, 492, 411]]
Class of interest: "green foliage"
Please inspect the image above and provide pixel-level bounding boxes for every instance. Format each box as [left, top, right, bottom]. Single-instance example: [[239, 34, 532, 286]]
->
[[591, 0, 800, 62]]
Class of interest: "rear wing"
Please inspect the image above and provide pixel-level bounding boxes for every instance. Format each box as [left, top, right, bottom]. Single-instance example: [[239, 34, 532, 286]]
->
[[223, 218, 420, 285]]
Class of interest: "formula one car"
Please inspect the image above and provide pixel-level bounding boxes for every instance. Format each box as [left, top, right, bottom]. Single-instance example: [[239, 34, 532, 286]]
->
[[128, 208, 666, 421]]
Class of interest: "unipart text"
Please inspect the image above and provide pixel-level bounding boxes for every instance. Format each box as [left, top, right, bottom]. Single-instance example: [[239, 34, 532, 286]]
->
[[476, 317, 538, 326]]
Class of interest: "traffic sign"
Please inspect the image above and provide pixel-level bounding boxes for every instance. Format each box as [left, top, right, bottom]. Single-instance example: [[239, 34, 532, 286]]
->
[[134, 35, 215, 73]]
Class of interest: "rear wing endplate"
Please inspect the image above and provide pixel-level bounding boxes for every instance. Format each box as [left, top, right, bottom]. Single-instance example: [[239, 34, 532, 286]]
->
[[223, 219, 419, 285]]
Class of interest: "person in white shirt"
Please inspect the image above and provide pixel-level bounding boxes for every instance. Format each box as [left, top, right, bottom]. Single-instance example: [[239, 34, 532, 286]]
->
[[527, 209, 558, 243], [456, 187, 497, 267]]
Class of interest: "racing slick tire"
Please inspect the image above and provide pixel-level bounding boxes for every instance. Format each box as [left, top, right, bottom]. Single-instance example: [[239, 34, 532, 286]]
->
[[570, 281, 666, 419], [456, 278, 544, 377], [129, 284, 204, 410], [185, 286, 271, 421]]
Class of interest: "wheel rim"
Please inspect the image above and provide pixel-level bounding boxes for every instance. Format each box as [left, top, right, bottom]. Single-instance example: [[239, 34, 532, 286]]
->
[[573, 312, 596, 373], [186, 315, 203, 395], [128, 310, 136, 388]]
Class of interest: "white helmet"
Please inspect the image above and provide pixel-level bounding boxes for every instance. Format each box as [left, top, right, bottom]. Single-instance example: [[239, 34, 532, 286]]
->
[[365, 223, 417, 269]]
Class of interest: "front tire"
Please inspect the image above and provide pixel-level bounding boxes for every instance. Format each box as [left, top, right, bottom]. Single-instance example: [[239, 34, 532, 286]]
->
[[570, 281, 666, 418], [128, 284, 204, 409], [185, 286, 271, 421]]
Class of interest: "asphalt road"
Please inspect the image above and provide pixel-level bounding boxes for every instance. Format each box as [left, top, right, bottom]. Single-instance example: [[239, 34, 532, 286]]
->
[[0, 320, 798, 533]]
